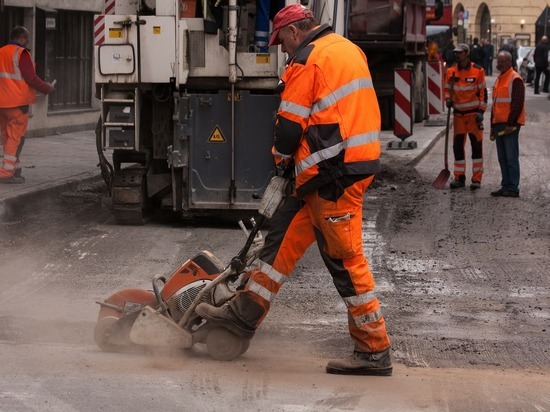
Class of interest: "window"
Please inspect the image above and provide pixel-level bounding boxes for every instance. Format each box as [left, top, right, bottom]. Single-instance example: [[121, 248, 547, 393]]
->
[[0, 6, 25, 46], [46, 10, 94, 111]]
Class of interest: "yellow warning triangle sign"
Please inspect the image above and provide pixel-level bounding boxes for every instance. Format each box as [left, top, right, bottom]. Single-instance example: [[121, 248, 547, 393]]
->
[[208, 126, 226, 143]]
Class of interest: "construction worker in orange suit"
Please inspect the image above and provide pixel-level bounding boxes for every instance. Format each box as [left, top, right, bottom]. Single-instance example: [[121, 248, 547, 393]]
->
[[0, 26, 54, 184], [196, 4, 392, 376], [444, 43, 488, 190]]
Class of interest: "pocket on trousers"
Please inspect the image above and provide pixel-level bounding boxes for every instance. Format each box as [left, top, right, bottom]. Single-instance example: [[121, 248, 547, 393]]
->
[[319, 212, 360, 259]]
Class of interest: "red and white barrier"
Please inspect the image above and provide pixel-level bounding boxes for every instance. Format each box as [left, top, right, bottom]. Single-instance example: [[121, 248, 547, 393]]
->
[[427, 61, 444, 115], [94, 0, 116, 46], [394, 68, 413, 140]]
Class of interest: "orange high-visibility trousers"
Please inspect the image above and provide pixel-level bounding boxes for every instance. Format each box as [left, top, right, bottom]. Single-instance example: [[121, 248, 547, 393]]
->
[[231, 176, 391, 353], [0, 107, 28, 178], [453, 113, 483, 183]]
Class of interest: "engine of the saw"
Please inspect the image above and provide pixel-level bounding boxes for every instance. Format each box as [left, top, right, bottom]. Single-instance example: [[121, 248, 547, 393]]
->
[[159, 250, 232, 324]]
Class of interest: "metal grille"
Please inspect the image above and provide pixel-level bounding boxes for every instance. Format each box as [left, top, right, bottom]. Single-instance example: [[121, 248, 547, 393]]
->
[[47, 10, 94, 111], [166, 281, 213, 323], [189, 31, 205, 68]]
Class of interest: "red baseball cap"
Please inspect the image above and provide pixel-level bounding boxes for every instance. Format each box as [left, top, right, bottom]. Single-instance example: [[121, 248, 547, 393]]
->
[[268, 4, 314, 47]]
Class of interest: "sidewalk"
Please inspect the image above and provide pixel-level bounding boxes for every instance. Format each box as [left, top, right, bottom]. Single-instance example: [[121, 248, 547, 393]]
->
[[0, 121, 445, 214], [0, 130, 101, 216]]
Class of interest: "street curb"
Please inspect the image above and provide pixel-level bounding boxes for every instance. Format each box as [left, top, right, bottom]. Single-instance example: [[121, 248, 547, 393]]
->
[[405, 128, 446, 167], [0, 171, 102, 220]]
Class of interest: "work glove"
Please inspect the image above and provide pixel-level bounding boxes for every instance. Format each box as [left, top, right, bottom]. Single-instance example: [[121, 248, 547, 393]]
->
[[445, 99, 453, 108], [475, 113, 484, 123]]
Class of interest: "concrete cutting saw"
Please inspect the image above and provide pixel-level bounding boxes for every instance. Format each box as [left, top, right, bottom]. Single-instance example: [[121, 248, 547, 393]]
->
[[94, 175, 287, 360]]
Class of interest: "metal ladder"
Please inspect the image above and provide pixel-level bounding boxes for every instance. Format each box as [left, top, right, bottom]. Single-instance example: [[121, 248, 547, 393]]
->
[[100, 85, 140, 151]]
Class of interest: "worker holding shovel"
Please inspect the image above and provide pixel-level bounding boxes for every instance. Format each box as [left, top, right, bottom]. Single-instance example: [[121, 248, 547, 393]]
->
[[443, 43, 488, 190]]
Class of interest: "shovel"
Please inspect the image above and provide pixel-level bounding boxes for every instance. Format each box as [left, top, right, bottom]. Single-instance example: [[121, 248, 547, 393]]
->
[[433, 80, 454, 189]]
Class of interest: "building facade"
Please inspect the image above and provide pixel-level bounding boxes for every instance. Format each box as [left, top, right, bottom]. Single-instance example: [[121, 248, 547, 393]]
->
[[453, 0, 549, 48], [1, 0, 103, 136]]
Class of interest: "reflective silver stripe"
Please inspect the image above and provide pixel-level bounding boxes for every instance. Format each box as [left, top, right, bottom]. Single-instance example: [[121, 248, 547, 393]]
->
[[295, 131, 380, 174], [3, 154, 17, 162], [311, 78, 374, 114], [453, 101, 481, 110], [472, 166, 483, 172], [343, 290, 377, 307], [472, 158, 483, 163], [258, 260, 287, 285], [279, 100, 311, 120], [493, 72, 520, 105], [353, 308, 383, 326], [247, 280, 275, 302], [255, 30, 269, 37], [453, 85, 477, 91], [3, 163, 16, 171], [0, 48, 23, 80]]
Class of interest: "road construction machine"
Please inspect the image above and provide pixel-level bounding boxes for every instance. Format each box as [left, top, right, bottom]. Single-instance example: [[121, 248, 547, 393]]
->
[[94, 0, 427, 224]]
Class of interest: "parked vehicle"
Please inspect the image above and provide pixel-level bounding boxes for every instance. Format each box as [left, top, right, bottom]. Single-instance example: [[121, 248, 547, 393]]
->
[[519, 48, 535, 85], [516, 46, 534, 74]]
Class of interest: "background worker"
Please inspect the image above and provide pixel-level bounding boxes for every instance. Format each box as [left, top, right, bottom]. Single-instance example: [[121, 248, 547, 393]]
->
[[254, 0, 285, 52], [490, 51, 525, 198], [196, 4, 392, 376], [444, 43, 488, 190], [0, 26, 54, 184]]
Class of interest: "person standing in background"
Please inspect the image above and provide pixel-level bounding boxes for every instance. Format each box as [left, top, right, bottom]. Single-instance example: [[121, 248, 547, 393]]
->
[[254, 0, 285, 52], [499, 38, 518, 71], [533, 35, 549, 95], [444, 43, 488, 190], [0, 26, 55, 184], [469, 37, 485, 67], [490, 51, 525, 198], [483, 38, 494, 76]]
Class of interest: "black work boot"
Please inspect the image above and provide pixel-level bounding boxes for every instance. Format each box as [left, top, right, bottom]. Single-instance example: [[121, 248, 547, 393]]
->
[[0, 175, 25, 184], [450, 175, 466, 189], [326, 349, 393, 376], [195, 303, 256, 339]]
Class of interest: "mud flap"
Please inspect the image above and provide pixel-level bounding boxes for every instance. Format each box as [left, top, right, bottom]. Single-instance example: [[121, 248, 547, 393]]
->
[[129, 306, 192, 347]]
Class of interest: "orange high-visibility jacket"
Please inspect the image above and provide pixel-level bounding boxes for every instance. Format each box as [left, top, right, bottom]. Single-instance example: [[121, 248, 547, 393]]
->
[[444, 62, 487, 114], [491, 68, 526, 125], [274, 25, 381, 196], [0, 44, 36, 108]]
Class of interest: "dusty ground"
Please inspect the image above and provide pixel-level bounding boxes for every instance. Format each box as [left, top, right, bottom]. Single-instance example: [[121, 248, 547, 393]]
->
[[0, 93, 548, 410]]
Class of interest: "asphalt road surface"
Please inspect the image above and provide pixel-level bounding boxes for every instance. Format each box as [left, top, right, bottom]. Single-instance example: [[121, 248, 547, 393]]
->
[[0, 81, 548, 411]]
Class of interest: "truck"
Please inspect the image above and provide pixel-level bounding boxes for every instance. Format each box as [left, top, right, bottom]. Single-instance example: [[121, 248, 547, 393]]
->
[[94, 0, 427, 224]]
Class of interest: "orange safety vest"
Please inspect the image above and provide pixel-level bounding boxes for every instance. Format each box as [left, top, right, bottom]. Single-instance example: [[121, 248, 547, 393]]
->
[[491, 68, 526, 125], [444, 62, 487, 113], [277, 25, 381, 195], [0, 44, 36, 108]]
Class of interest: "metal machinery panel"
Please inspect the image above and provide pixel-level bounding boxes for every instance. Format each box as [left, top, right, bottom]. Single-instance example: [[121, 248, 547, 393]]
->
[[139, 16, 177, 83], [95, 15, 176, 84], [188, 91, 279, 209], [98, 44, 136, 75]]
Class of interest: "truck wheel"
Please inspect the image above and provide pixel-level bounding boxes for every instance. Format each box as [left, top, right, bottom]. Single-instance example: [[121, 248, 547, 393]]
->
[[206, 327, 244, 361], [112, 168, 150, 225]]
